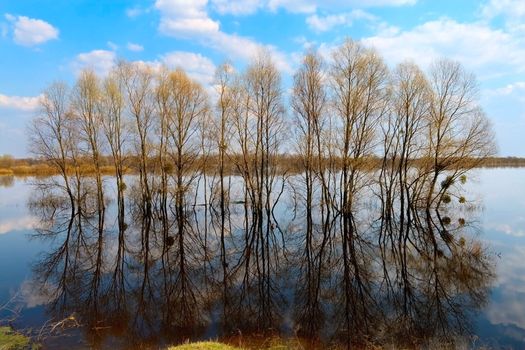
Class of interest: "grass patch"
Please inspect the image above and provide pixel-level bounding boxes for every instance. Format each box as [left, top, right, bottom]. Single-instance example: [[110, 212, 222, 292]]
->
[[168, 342, 242, 350], [0, 326, 31, 350], [167, 337, 320, 350]]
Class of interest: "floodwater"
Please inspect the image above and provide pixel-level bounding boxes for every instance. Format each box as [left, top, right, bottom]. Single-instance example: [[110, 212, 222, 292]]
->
[[0, 169, 524, 349]]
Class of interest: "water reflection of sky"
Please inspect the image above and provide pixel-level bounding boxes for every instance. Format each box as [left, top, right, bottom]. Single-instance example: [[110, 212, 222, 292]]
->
[[0, 178, 50, 332], [469, 169, 525, 347], [1, 171, 525, 347]]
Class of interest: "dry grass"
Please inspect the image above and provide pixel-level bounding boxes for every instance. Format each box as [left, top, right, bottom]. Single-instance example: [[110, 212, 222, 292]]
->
[[0, 169, 14, 176], [168, 342, 242, 350]]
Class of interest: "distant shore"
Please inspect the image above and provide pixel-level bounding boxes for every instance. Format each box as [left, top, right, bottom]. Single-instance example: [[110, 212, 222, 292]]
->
[[1, 155, 524, 177]]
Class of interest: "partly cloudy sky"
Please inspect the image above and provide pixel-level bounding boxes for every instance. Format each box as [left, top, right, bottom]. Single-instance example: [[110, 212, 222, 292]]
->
[[0, 0, 524, 156]]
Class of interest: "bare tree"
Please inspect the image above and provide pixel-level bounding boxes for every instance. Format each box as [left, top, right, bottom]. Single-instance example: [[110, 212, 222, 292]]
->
[[100, 69, 127, 223], [291, 50, 329, 333], [231, 50, 287, 326], [29, 82, 79, 211], [329, 38, 390, 334], [164, 68, 209, 318], [213, 62, 236, 296], [72, 69, 105, 212], [118, 61, 156, 214], [425, 59, 497, 207]]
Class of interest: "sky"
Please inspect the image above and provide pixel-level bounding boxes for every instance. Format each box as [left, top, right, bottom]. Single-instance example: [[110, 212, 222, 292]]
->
[[0, 0, 524, 157]]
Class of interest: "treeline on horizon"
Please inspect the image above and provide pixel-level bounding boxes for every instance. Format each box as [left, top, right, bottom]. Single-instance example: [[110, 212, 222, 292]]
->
[[0, 155, 522, 177]]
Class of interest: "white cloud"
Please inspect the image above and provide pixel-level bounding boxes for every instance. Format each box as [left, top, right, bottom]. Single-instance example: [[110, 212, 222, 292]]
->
[[161, 51, 216, 86], [107, 41, 119, 50], [126, 6, 150, 18], [159, 17, 220, 37], [0, 94, 41, 111], [267, 0, 416, 14], [0, 215, 39, 235], [4, 14, 58, 46], [484, 245, 525, 330], [492, 223, 525, 237], [207, 0, 416, 15], [20, 280, 52, 308], [211, 0, 262, 15], [156, 0, 219, 38], [73, 49, 117, 76], [362, 18, 525, 79], [155, 0, 292, 72], [481, 0, 525, 20], [293, 36, 316, 50], [489, 82, 525, 97], [306, 10, 377, 32], [127, 42, 144, 52], [480, 0, 525, 35]]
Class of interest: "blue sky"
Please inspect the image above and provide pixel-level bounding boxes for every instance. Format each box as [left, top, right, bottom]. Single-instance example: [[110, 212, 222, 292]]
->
[[0, 0, 524, 157]]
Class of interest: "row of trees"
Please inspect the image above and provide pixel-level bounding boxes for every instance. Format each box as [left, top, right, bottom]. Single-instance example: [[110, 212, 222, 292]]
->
[[29, 38, 496, 216], [27, 38, 497, 347]]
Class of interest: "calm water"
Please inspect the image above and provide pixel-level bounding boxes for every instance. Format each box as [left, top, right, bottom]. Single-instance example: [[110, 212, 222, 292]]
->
[[0, 169, 524, 349]]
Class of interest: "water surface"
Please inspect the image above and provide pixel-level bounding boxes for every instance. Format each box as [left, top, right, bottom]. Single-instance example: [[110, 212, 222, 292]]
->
[[0, 169, 524, 349]]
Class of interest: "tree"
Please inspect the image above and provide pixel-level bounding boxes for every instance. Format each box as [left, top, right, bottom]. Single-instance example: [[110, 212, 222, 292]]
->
[[426, 59, 497, 206], [29, 82, 79, 211], [72, 69, 105, 212], [118, 61, 156, 214]]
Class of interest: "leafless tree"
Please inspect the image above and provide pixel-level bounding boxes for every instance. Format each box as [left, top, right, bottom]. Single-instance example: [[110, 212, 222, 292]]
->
[[100, 69, 127, 220], [72, 69, 105, 212], [329, 38, 390, 334], [118, 61, 156, 214], [291, 50, 329, 334], [425, 59, 497, 207], [29, 82, 79, 212]]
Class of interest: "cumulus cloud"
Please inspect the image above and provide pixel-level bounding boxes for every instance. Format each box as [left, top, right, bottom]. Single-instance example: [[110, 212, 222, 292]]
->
[[209, 0, 416, 15], [161, 51, 216, 85], [211, 0, 262, 15], [306, 10, 377, 32], [361, 18, 525, 79], [155, 0, 292, 72], [127, 42, 144, 52], [4, 14, 59, 46], [267, 0, 416, 14], [481, 0, 525, 20], [72, 49, 117, 76], [0, 94, 41, 111], [480, 0, 525, 35], [156, 0, 219, 37]]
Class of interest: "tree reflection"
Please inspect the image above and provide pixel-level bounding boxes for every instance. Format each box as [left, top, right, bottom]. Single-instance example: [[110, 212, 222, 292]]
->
[[27, 168, 494, 349]]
